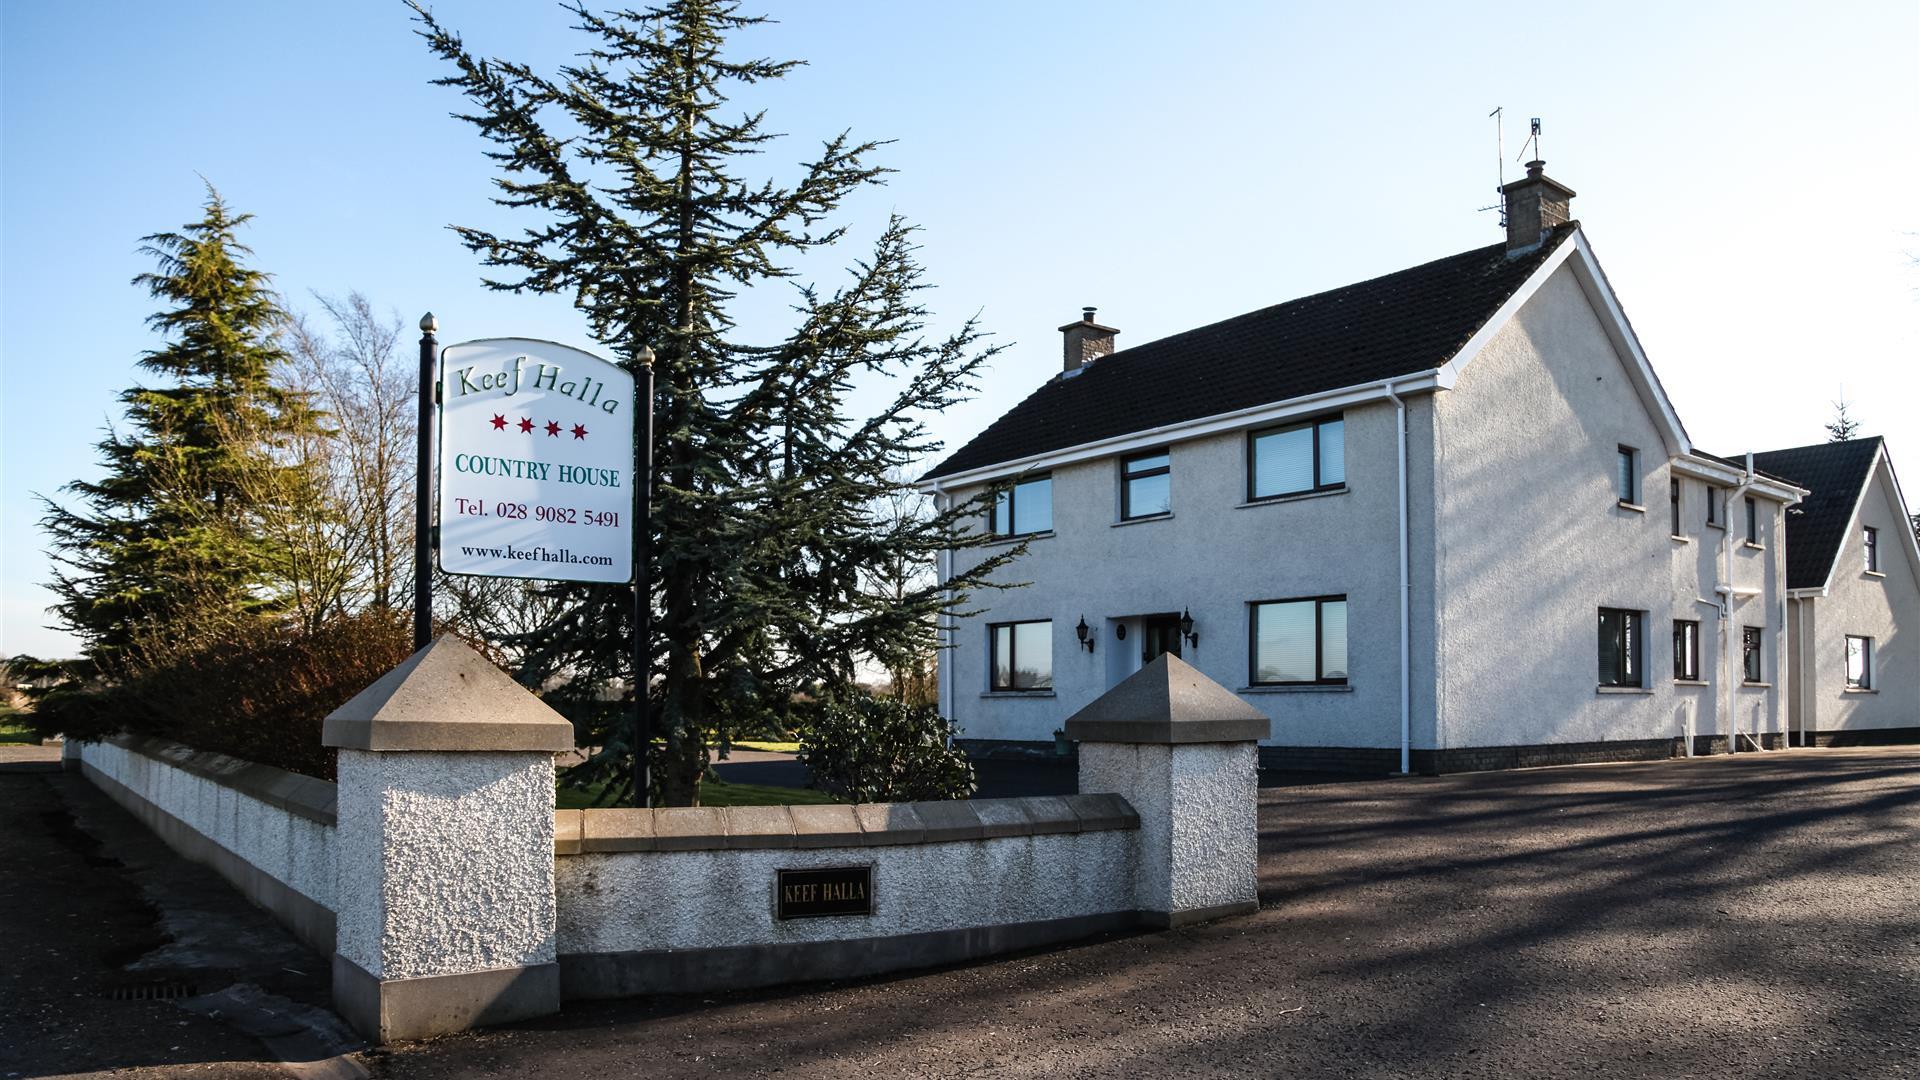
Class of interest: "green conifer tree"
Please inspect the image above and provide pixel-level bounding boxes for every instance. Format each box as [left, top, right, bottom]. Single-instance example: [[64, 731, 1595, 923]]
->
[[42, 186, 320, 668], [413, 1, 1016, 805], [1825, 396, 1861, 442]]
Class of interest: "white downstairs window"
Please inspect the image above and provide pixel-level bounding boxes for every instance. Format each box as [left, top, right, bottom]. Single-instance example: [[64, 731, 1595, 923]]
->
[[1846, 636, 1873, 690], [1249, 596, 1347, 685], [989, 620, 1052, 692]]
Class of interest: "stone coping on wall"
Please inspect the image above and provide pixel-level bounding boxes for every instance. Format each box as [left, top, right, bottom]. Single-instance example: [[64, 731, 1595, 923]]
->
[[101, 734, 338, 825], [554, 793, 1139, 855]]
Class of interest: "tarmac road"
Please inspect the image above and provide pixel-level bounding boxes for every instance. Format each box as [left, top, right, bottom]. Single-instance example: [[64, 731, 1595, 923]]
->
[[373, 747, 1920, 1080], [0, 750, 354, 1080]]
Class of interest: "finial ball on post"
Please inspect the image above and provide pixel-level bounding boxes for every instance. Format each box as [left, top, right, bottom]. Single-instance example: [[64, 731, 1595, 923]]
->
[[420, 312, 438, 334]]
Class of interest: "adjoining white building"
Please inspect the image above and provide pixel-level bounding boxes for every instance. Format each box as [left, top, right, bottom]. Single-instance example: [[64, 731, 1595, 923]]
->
[[920, 162, 1831, 773], [1754, 437, 1920, 745]]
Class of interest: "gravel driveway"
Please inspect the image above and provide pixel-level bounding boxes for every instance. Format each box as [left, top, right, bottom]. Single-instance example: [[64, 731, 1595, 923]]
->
[[371, 746, 1920, 1079]]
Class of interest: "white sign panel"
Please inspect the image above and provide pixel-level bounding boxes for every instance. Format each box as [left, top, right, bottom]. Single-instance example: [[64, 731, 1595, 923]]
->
[[437, 338, 635, 583]]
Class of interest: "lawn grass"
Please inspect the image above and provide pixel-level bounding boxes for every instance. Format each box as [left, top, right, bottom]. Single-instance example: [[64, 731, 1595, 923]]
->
[[0, 719, 43, 745], [726, 739, 801, 754], [556, 777, 841, 809]]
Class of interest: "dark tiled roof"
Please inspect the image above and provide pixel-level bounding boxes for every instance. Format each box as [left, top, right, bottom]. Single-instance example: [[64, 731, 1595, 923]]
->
[[926, 225, 1578, 480], [1750, 437, 1884, 589]]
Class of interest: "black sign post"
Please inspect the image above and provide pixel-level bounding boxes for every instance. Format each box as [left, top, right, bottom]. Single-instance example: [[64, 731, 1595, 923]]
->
[[413, 313, 438, 651], [631, 346, 656, 807]]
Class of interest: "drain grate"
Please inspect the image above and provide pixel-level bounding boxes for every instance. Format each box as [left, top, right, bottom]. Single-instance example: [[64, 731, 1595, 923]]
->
[[106, 981, 198, 1002]]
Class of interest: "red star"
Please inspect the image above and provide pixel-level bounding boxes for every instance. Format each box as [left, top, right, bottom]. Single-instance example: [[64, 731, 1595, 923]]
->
[[517, 417, 534, 433], [571, 423, 589, 440], [490, 413, 507, 430], [545, 420, 561, 437]]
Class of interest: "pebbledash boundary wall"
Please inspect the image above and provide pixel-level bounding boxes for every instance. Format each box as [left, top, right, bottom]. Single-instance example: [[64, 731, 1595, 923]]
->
[[66, 637, 1266, 1044], [69, 734, 339, 956]]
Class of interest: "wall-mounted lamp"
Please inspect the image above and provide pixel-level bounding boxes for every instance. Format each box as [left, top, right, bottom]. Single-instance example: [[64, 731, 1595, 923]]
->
[[1179, 608, 1198, 649], [1075, 616, 1095, 653]]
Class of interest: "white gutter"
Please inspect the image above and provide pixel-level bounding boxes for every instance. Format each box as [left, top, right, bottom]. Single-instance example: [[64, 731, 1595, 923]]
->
[[1691, 596, 1725, 757], [915, 372, 1449, 492], [1672, 455, 1806, 504], [1715, 453, 1759, 752], [1770, 449, 1790, 752], [1793, 596, 1809, 748], [1383, 381, 1412, 775]]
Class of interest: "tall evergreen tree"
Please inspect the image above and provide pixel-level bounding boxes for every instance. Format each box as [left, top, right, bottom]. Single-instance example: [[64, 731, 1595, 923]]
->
[[42, 186, 320, 667], [413, 1, 1016, 805]]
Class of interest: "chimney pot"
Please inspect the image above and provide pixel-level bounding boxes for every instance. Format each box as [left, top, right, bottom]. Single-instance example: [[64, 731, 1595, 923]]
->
[[1499, 159, 1575, 255], [1060, 308, 1118, 374]]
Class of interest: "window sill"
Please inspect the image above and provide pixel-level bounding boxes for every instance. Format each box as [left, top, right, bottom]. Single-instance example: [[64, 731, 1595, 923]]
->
[[1670, 534, 1693, 544], [1673, 679, 1710, 687], [1864, 570, 1887, 579], [1237, 486, 1348, 510], [1740, 681, 1772, 690], [1238, 684, 1353, 694], [1842, 688, 1878, 695], [1111, 513, 1172, 529], [979, 530, 1054, 548], [1742, 541, 1764, 551], [1617, 500, 1647, 513], [1706, 522, 1727, 531], [980, 691, 1056, 699], [1596, 686, 1653, 695]]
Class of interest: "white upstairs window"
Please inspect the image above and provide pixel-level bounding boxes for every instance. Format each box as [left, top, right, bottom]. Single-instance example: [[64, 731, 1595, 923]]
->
[[1249, 416, 1344, 501], [991, 474, 1052, 537]]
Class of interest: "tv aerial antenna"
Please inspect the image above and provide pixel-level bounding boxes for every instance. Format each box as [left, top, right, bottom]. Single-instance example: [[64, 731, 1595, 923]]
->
[[1481, 111, 1543, 223], [1516, 115, 1542, 163], [1482, 107, 1506, 222]]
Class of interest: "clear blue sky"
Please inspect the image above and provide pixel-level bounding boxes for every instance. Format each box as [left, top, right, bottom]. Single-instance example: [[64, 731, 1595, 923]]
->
[[4, 1, 1916, 657]]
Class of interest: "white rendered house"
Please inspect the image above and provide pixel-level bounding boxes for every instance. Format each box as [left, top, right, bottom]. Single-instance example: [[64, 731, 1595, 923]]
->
[[920, 163, 1814, 773], [1754, 437, 1920, 744]]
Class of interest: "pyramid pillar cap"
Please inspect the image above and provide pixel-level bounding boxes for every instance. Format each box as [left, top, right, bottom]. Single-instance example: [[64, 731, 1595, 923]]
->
[[1063, 654, 1270, 745], [322, 635, 575, 753]]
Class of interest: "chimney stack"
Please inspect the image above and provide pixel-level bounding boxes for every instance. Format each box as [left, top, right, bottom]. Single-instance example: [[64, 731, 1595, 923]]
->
[[1499, 160, 1575, 254], [1061, 307, 1118, 374]]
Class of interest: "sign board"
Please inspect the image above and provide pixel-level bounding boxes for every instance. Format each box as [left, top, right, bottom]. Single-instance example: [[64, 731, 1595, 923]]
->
[[437, 338, 635, 583], [776, 866, 873, 920]]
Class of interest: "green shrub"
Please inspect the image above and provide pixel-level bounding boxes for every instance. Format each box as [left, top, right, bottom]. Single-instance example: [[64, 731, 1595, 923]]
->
[[796, 696, 975, 803], [32, 608, 415, 780]]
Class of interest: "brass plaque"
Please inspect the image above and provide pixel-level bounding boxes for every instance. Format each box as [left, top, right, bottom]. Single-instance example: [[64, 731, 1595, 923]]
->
[[776, 866, 872, 919]]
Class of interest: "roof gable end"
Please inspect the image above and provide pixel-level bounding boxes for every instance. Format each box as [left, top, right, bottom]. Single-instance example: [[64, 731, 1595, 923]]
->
[[1751, 437, 1908, 592], [1436, 231, 1691, 458]]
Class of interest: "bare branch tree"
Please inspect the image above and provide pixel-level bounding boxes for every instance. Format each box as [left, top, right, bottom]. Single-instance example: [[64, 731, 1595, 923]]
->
[[280, 294, 415, 611]]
